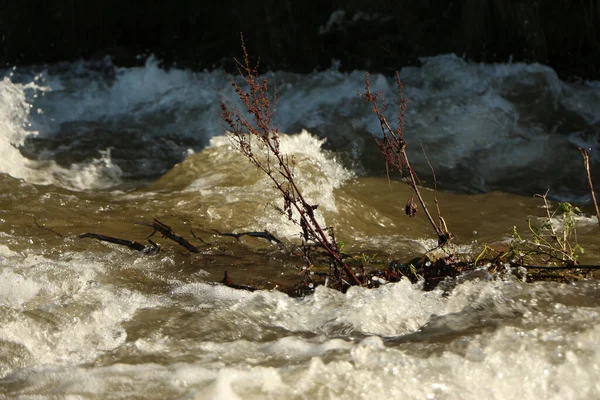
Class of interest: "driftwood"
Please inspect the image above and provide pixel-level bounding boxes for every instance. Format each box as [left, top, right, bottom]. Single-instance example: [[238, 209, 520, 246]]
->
[[579, 147, 600, 227], [80, 219, 283, 257], [214, 229, 282, 244], [80, 219, 199, 254], [79, 233, 160, 254], [221, 271, 257, 291], [143, 219, 200, 253], [34, 218, 63, 238], [516, 264, 600, 270], [78, 217, 600, 295]]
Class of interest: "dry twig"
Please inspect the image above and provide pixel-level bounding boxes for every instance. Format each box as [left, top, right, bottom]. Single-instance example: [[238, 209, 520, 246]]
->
[[361, 73, 451, 245], [219, 35, 361, 286], [579, 147, 600, 227]]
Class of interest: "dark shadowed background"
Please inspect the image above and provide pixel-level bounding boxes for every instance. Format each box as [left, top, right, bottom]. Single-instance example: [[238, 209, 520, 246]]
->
[[0, 0, 598, 79]]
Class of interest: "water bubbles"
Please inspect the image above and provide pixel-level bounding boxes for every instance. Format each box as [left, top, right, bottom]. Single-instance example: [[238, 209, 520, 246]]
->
[[426, 383, 448, 399], [161, 256, 176, 266], [551, 349, 565, 364], [371, 276, 387, 285]]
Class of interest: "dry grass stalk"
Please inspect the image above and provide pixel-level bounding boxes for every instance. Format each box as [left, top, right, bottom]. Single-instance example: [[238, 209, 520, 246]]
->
[[579, 147, 600, 227], [361, 72, 452, 245], [219, 36, 361, 287]]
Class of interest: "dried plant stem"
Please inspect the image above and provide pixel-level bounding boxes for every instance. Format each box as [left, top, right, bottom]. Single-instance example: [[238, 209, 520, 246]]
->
[[579, 147, 600, 227], [220, 36, 361, 286], [403, 145, 445, 241], [361, 72, 451, 245], [420, 141, 449, 235]]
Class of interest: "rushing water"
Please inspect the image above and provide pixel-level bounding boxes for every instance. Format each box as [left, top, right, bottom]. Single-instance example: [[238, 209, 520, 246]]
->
[[1, 55, 600, 399]]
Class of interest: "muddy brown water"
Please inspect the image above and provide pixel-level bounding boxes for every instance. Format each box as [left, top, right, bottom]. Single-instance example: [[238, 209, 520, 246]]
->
[[2, 148, 600, 398], [2, 56, 600, 397]]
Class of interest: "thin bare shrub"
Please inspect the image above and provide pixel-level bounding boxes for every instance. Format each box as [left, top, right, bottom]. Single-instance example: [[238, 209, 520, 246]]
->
[[361, 73, 452, 246], [219, 36, 361, 287], [579, 147, 600, 227]]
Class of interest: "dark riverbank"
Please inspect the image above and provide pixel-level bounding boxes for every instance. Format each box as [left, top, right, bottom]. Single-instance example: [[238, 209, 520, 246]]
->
[[1, 0, 599, 80]]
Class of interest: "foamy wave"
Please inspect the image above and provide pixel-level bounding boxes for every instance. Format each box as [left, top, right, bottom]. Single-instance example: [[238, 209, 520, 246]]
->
[[0, 76, 41, 179], [46, 148, 123, 190], [0, 75, 123, 190], [2, 54, 600, 196], [195, 130, 354, 239], [38, 56, 202, 123]]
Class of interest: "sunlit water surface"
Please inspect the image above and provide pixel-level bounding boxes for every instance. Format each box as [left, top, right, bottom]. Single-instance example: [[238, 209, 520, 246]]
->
[[0, 55, 599, 399]]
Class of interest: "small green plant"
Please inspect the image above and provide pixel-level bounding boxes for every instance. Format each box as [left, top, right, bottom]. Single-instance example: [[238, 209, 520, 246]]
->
[[509, 190, 584, 266]]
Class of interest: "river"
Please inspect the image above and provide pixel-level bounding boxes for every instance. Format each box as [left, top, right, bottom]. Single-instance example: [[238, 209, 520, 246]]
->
[[0, 55, 599, 399]]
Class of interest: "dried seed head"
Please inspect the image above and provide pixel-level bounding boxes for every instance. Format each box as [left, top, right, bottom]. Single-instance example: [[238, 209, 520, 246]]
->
[[405, 194, 418, 217]]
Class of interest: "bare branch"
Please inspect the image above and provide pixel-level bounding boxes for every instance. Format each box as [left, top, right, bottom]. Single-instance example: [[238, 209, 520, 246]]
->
[[220, 35, 361, 286], [361, 72, 452, 245], [579, 147, 600, 227]]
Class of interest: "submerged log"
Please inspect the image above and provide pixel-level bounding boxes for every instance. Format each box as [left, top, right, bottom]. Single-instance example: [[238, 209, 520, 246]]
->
[[78, 219, 600, 296], [144, 219, 200, 253], [79, 233, 160, 254], [214, 229, 282, 244], [221, 271, 257, 291]]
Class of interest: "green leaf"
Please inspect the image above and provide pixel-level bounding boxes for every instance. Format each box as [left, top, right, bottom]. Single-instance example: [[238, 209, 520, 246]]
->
[[559, 202, 572, 213]]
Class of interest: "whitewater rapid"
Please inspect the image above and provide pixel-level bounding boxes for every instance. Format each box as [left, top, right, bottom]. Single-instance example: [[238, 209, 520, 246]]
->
[[1, 55, 599, 198], [1, 55, 600, 399]]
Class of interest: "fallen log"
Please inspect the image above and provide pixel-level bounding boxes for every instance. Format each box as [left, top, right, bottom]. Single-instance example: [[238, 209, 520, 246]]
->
[[214, 229, 282, 244], [222, 271, 257, 291], [143, 219, 199, 253], [79, 233, 160, 254]]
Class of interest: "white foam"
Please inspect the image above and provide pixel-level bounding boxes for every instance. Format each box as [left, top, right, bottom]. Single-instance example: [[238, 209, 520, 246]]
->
[[47, 148, 124, 190], [1, 272, 598, 399], [3, 54, 600, 194], [0, 250, 169, 370], [0, 268, 41, 308], [0, 76, 40, 179], [0, 75, 124, 190], [188, 130, 354, 239], [171, 281, 255, 305]]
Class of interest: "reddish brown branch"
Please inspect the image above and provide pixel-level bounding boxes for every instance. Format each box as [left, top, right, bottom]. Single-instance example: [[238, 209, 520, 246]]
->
[[146, 219, 199, 253], [420, 141, 449, 236], [579, 147, 600, 227], [220, 35, 361, 286], [79, 232, 159, 254], [361, 72, 451, 245]]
